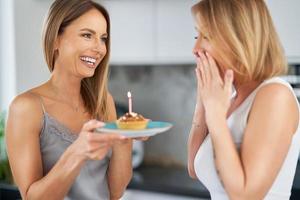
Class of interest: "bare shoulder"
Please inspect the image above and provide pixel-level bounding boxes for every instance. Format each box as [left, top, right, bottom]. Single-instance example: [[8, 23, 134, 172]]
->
[[249, 82, 298, 134], [7, 91, 44, 134], [9, 91, 43, 116], [254, 83, 297, 110]]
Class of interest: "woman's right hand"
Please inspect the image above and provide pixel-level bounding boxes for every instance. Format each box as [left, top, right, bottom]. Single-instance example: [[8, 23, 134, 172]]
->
[[69, 120, 125, 161]]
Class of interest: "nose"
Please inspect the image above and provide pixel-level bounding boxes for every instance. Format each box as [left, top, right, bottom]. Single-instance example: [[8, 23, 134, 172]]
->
[[92, 38, 105, 53], [193, 37, 202, 57]]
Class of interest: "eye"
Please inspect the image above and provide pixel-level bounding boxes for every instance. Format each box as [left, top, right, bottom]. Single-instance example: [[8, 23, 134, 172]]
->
[[101, 37, 108, 43], [194, 36, 198, 40], [81, 33, 92, 39]]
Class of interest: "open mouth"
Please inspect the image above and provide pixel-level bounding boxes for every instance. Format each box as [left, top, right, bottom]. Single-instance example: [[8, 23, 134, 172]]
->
[[80, 56, 97, 67]]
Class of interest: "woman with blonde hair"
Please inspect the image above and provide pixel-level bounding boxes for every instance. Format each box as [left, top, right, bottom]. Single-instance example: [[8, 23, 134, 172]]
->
[[188, 0, 300, 199], [6, 0, 133, 199]]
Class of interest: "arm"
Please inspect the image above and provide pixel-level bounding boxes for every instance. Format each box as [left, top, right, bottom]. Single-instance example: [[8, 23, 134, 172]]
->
[[209, 84, 298, 200], [106, 93, 132, 200], [6, 93, 85, 200], [187, 101, 208, 179], [6, 93, 123, 200], [196, 51, 299, 199]]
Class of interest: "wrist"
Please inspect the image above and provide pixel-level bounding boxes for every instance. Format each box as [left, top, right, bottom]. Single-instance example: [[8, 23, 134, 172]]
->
[[65, 144, 87, 164], [112, 139, 132, 150], [206, 115, 227, 135]]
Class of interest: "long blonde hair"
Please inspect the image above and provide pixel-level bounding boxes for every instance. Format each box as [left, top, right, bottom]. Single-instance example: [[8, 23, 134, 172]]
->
[[43, 0, 111, 120], [192, 0, 287, 84]]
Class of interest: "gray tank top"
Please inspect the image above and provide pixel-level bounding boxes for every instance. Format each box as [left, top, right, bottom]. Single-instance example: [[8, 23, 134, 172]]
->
[[37, 95, 111, 200]]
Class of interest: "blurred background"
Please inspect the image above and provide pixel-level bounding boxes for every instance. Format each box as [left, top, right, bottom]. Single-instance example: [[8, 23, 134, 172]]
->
[[1, 0, 300, 199]]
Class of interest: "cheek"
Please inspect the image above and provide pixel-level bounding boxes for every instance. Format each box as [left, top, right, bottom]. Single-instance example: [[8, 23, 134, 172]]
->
[[60, 39, 79, 56], [102, 45, 107, 55]]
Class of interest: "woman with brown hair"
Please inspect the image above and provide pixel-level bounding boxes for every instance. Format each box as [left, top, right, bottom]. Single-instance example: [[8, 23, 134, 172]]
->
[[6, 0, 132, 199], [188, 0, 300, 199]]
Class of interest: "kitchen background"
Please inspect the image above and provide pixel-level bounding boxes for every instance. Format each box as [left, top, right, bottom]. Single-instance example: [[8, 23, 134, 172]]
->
[[1, 0, 300, 199]]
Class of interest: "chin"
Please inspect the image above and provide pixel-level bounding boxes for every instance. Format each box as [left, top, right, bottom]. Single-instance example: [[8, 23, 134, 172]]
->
[[78, 70, 96, 78], [84, 72, 95, 78]]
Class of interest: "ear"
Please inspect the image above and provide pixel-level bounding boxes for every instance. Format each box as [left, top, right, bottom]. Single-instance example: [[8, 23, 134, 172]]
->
[[53, 35, 60, 50]]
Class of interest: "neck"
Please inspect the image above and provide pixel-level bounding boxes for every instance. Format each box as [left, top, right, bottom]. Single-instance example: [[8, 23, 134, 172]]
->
[[48, 68, 82, 107], [234, 80, 262, 98]]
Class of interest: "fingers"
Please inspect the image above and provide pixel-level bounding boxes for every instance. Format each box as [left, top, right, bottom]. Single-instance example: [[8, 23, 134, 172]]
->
[[82, 120, 105, 132], [199, 52, 212, 82], [195, 66, 203, 89], [133, 136, 149, 141], [196, 56, 205, 86], [84, 133, 126, 160], [224, 70, 234, 96], [206, 52, 223, 83], [87, 133, 125, 143], [86, 141, 111, 153], [86, 146, 110, 160]]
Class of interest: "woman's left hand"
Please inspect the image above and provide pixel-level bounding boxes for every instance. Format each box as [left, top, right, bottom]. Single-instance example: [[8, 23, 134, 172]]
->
[[195, 51, 234, 125], [133, 137, 149, 141], [113, 136, 149, 146]]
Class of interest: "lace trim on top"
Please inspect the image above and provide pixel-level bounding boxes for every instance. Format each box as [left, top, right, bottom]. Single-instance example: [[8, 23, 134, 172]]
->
[[40, 112, 79, 143]]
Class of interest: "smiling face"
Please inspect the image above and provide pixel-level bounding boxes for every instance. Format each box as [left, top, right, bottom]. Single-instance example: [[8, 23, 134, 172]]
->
[[54, 8, 108, 78]]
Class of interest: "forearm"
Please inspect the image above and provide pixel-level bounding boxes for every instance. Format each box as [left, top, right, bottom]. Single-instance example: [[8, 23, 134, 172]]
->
[[188, 127, 207, 178], [108, 141, 133, 199], [209, 117, 247, 199], [26, 147, 85, 200], [188, 104, 208, 178]]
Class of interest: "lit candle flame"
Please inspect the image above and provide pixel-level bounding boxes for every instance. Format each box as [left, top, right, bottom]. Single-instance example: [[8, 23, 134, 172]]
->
[[127, 91, 131, 98]]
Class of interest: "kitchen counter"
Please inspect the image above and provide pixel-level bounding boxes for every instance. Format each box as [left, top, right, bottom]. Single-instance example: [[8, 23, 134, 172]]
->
[[128, 164, 210, 198], [2, 162, 300, 199]]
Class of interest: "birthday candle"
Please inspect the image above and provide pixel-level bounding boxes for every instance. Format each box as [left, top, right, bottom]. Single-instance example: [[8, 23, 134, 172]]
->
[[127, 91, 132, 113]]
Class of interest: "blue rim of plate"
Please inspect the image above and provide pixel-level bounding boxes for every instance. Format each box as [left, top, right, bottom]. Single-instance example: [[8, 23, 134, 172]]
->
[[95, 121, 173, 135], [104, 121, 172, 130]]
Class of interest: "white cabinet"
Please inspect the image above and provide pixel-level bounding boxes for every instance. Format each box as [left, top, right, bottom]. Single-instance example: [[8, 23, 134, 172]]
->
[[102, 0, 197, 65], [263, 0, 300, 64], [156, 0, 198, 64], [102, 0, 300, 65], [121, 190, 208, 200], [102, 0, 155, 65]]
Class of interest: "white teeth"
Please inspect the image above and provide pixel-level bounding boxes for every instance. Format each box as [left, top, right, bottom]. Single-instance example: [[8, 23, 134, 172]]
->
[[80, 56, 96, 64]]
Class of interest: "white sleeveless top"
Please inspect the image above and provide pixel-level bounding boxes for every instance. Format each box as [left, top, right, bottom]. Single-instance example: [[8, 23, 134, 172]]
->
[[194, 77, 300, 200]]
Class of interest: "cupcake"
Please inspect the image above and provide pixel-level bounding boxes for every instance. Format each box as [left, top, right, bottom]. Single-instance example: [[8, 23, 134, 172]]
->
[[116, 112, 148, 130]]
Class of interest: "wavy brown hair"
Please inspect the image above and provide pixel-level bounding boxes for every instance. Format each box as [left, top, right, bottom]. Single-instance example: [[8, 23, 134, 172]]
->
[[192, 0, 287, 84], [43, 0, 111, 120]]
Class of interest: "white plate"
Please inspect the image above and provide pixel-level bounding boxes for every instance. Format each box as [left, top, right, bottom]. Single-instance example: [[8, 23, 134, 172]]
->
[[95, 121, 173, 138]]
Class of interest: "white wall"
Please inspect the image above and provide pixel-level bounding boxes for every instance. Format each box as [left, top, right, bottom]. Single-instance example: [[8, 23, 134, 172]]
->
[[265, 0, 300, 64], [0, 1, 2, 109], [14, 0, 51, 94], [10, 0, 300, 97], [0, 0, 16, 111]]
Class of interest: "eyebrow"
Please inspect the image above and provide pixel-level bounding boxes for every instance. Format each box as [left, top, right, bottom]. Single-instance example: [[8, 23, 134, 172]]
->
[[80, 28, 108, 37]]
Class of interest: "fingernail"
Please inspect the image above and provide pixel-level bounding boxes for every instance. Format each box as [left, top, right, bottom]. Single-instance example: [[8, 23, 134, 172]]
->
[[97, 121, 105, 126], [227, 70, 233, 78]]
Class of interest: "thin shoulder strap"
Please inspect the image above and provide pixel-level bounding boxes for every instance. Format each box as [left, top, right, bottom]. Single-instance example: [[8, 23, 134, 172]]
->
[[29, 92, 46, 114]]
